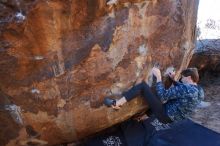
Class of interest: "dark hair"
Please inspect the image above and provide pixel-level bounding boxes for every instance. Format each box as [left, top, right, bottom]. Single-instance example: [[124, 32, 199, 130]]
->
[[181, 68, 199, 83]]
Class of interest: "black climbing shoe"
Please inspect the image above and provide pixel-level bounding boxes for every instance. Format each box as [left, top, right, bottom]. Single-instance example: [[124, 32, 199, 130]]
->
[[104, 97, 116, 107]]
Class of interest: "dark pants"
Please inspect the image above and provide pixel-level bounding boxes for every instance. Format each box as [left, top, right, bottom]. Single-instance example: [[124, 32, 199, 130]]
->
[[122, 82, 172, 124]]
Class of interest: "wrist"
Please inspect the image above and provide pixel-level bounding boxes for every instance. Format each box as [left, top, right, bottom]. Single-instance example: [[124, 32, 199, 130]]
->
[[157, 77, 162, 82]]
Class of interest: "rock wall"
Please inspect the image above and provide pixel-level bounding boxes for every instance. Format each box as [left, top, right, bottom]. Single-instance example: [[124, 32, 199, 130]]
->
[[0, 0, 199, 145]]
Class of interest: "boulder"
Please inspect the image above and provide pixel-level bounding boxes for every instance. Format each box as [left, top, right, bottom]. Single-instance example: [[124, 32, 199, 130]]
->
[[0, 0, 199, 145], [190, 39, 220, 77]]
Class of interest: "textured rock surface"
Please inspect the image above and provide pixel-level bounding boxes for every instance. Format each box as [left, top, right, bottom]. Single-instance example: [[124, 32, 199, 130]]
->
[[0, 0, 199, 145]]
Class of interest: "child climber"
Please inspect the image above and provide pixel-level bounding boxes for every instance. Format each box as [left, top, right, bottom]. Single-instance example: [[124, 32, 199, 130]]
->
[[104, 67, 204, 124]]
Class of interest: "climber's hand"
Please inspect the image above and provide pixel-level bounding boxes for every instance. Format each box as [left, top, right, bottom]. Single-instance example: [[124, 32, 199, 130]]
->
[[152, 67, 162, 82], [165, 67, 176, 79]]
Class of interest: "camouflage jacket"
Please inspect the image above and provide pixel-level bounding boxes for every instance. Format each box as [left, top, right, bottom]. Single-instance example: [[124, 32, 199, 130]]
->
[[156, 81, 204, 121]]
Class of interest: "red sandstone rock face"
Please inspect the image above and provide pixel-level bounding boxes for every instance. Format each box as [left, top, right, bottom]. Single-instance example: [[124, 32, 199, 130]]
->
[[0, 0, 199, 145]]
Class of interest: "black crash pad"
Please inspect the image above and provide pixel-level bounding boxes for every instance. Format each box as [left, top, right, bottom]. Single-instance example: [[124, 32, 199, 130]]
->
[[85, 119, 220, 146], [148, 119, 220, 146]]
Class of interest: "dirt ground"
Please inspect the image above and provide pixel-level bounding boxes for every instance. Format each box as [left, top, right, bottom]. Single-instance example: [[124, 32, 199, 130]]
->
[[190, 73, 220, 133]]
